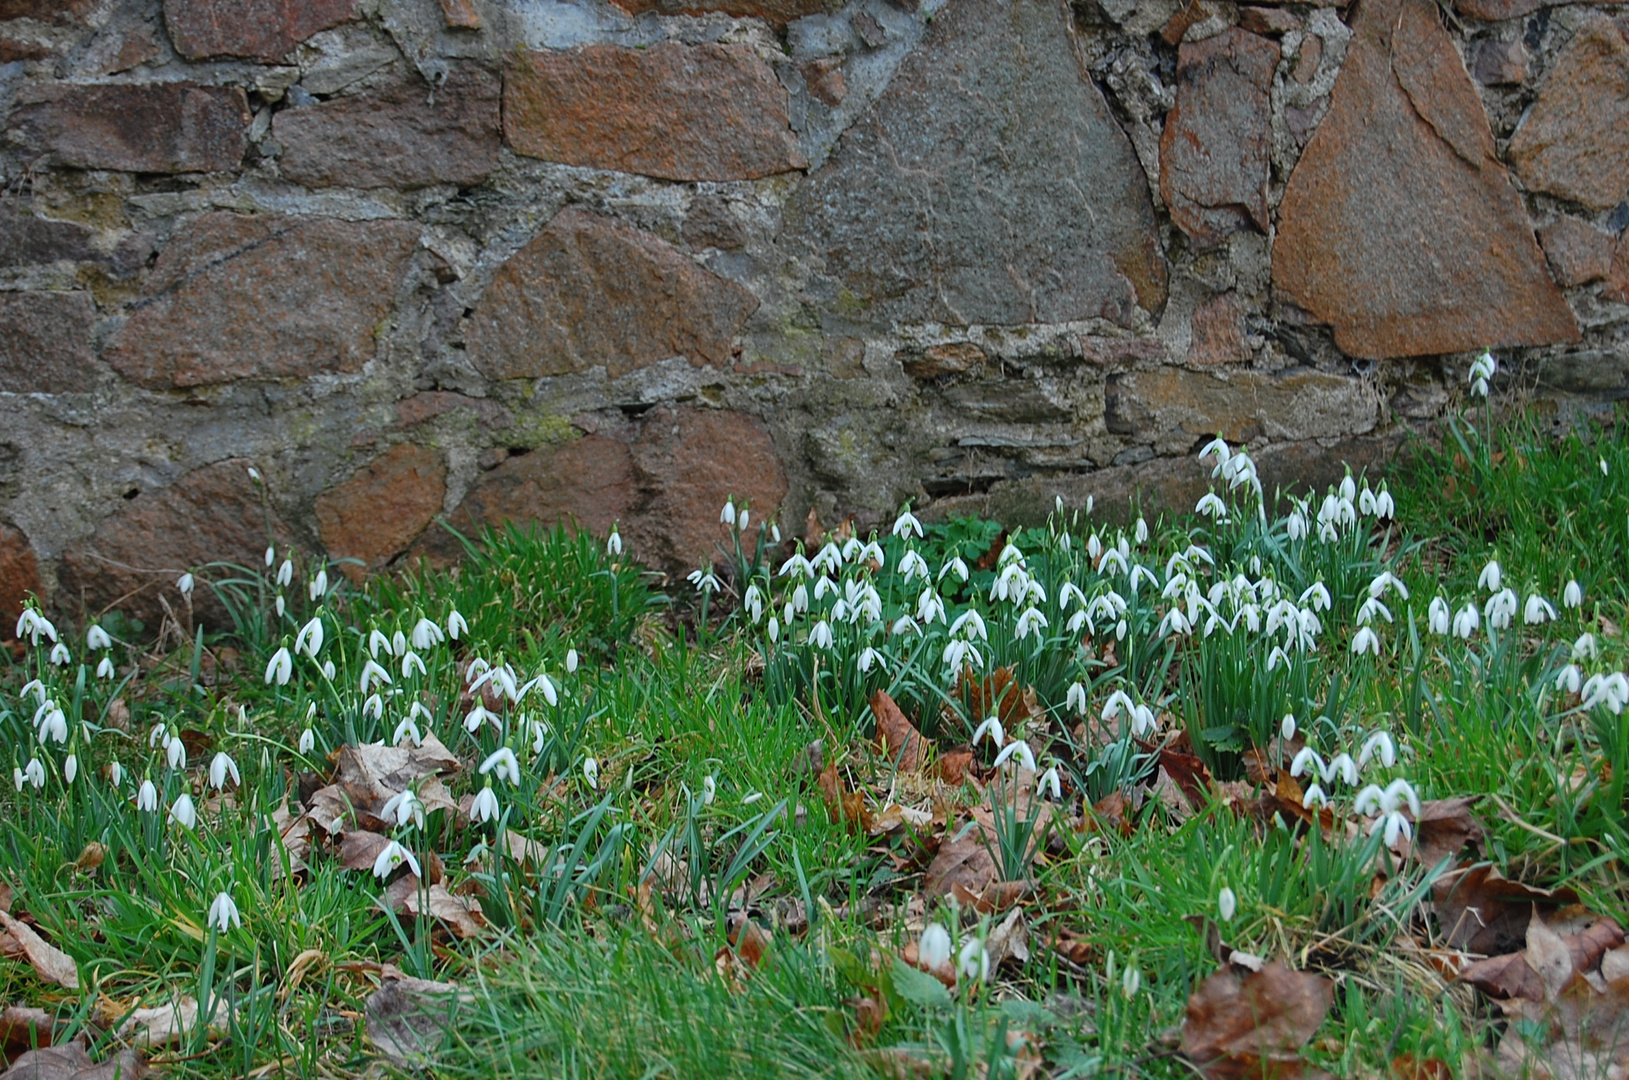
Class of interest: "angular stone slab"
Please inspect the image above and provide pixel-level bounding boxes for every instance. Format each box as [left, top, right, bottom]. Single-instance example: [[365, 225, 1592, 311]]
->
[[1107, 367, 1377, 450], [316, 444, 447, 574], [1508, 17, 1629, 212], [467, 206, 759, 380], [504, 44, 805, 182], [607, 0, 837, 27], [783, 0, 1165, 328], [162, 0, 356, 62], [105, 213, 419, 389], [7, 83, 249, 174], [58, 459, 294, 628], [0, 206, 97, 267], [1273, 0, 1577, 358], [0, 291, 97, 393], [1160, 28, 1279, 249], [276, 67, 502, 191], [0, 521, 43, 631]]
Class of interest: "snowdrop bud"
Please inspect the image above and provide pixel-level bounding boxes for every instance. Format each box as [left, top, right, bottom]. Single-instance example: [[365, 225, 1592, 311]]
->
[[275, 595, 285, 617], [739, 509, 749, 531], [767, 616, 780, 643], [720, 499, 736, 527], [1121, 964, 1141, 999], [308, 569, 328, 602], [137, 779, 158, 812], [110, 761, 124, 787], [63, 754, 78, 785], [1135, 517, 1149, 544], [265, 545, 275, 568], [277, 559, 293, 587], [208, 891, 241, 932], [702, 775, 717, 805], [1601, 458, 1609, 476], [170, 793, 197, 830], [248, 466, 263, 483], [583, 757, 599, 789], [1218, 886, 1237, 923], [1564, 580, 1582, 609], [566, 649, 579, 674], [322, 660, 336, 680], [958, 938, 989, 982], [919, 924, 951, 971], [607, 528, 623, 557], [178, 573, 195, 598], [447, 609, 468, 641], [298, 728, 315, 754], [1280, 715, 1297, 741]]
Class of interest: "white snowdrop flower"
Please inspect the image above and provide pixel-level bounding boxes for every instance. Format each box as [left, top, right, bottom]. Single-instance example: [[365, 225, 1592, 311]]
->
[[208, 752, 240, 791], [368, 629, 391, 659], [919, 924, 951, 971], [372, 840, 421, 880], [1368, 572, 1410, 601], [247, 466, 263, 484], [1066, 610, 1088, 635], [1014, 607, 1048, 641], [170, 793, 198, 830], [166, 736, 187, 771], [1195, 492, 1229, 519], [382, 788, 425, 830], [323, 659, 336, 680], [1266, 646, 1290, 671], [20, 678, 45, 705], [1218, 886, 1237, 923], [469, 785, 500, 824], [1600, 458, 1610, 476], [1358, 486, 1377, 516], [582, 757, 599, 789], [392, 715, 422, 748], [35, 703, 67, 745], [1356, 598, 1392, 626], [1286, 510, 1308, 542], [261, 544, 274, 569], [209, 891, 241, 932], [1453, 603, 1480, 639], [86, 624, 112, 650], [178, 573, 195, 599], [1157, 607, 1192, 637], [1087, 533, 1104, 561], [1573, 633, 1598, 661], [1351, 627, 1381, 656], [62, 754, 78, 785], [1478, 560, 1502, 593], [22, 758, 45, 790], [1338, 474, 1356, 503], [1358, 731, 1396, 770], [265, 647, 293, 686], [1563, 580, 1583, 609], [1290, 747, 1323, 781], [1484, 588, 1518, 631], [411, 618, 444, 651], [447, 609, 468, 640], [972, 717, 1006, 749], [1121, 963, 1141, 999], [308, 569, 328, 602], [1135, 517, 1149, 544], [1101, 689, 1135, 724], [1127, 703, 1155, 738], [48, 642, 70, 666], [857, 647, 882, 673], [1326, 753, 1359, 786], [1374, 487, 1395, 519], [1299, 583, 1332, 612], [12, 766, 22, 792], [294, 616, 324, 658], [1038, 765, 1062, 801], [949, 609, 987, 641], [481, 748, 522, 786], [136, 778, 158, 812], [1066, 682, 1088, 716], [720, 499, 737, 527], [1302, 783, 1329, 809], [524, 673, 559, 708], [359, 660, 392, 693], [275, 595, 285, 618], [916, 588, 946, 626], [958, 938, 989, 982], [109, 761, 124, 787], [938, 557, 970, 583], [1428, 597, 1451, 635], [739, 509, 749, 531], [276, 559, 294, 588], [401, 651, 426, 679], [1355, 779, 1421, 846], [792, 583, 810, 613], [463, 704, 492, 733], [1524, 594, 1557, 625], [1280, 714, 1297, 741], [899, 549, 930, 582], [993, 739, 1036, 772], [566, 648, 579, 674], [809, 620, 834, 650], [607, 528, 623, 557], [1555, 665, 1582, 695], [892, 508, 925, 539], [811, 542, 842, 575], [1583, 672, 1629, 714], [528, 718, 551, 754], [298, 728, 316, 754], [362, 694, 385, 722], [942, 639, 984, 671], [688, 567, 721, 594], [767, 616, 780, 643], [390, 630, 407, 657]]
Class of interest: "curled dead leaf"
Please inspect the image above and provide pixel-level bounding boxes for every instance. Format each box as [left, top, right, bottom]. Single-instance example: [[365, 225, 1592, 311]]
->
[[0, 1044, 147, 1080], [0, 914, 76, 991], [110, 995, 226, 1048], [1181, 961, 1334, 1080], [380, 877, 485, 940], [364, 975, 471, 1068], [1433, 865, 1579, 955], [871, 690, 930, 773]]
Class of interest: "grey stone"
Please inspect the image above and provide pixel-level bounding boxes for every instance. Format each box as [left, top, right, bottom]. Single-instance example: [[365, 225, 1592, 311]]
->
[[782, 0, 1166, 329]]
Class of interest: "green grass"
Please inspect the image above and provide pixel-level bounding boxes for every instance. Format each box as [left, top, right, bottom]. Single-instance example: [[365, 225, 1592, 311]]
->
[[3, 395, 1627, 1079]]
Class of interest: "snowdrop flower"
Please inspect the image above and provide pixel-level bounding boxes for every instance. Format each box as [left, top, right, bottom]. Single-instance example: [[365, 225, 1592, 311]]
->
[[136, 778, 158, 811], [1290, 747, 1323, 782], [298, 728, 316, 755], [48, 642, 69, 666], [21, 758, 45, 790], [1267, 646, 1291, 671], [1286, 508, 1308, 542], [808, 620, 835, 651], [1130, 703, 1157, 738], [1358, 731, 1396, 770], [1555, 664, 1582, 695], [209, 891, 241, 932], [1157, 607, 1192, 637], [898, 549, 930, 582], [1014, 607, 1048, 641], [915, 588, 946, 626], [447, 609, 468, 641], [392, 715, 422, 747], [720, 499, 737, 527], [919, 924, 951, 971], [86, 624, 112, 650], [993, 739, 1036, 772], [362, 694, 385, 722], [109, 761, 124, 787], [1218, 886, 1237, 923], [481, 747, 522, 786], [295, 617, 324, 657], [369, 629, 391, 658], [1523, 594, 1556, 625], [811, 542, 842, 575], [1484, 588, 1518, 630], [1356, 597, 1392, 626], [469, 784, 500, 824], [1368, 572, 1409, 601], [1573, 633, 1598, 661], [949, 609, 987, 641], [857, 647, 882, 673], [382, 788, 425, 830], [582, 757, 599, 789], [359, 659, 392, 693], [265, 647, 293, 686], [276, 559, 294, 588], [61, 754, 77, 785], [1299, 583, 1332, 612], [1478, 560, 1502, 593], [208, 752, 240, 790], [958, 937, 990, 982], [411, 618, 444, 651], [1066, 682, 1088, 716], [1602, 458, 1611, 476], [1195, 492, 1229, 519], [767, 617, 780, 643], [1302, 783, 1328, 809], [308, 569, 327, 602], [1563, 580, 1583, 609], [938, 556, 970, 583], [1468, 352, 1495, 397], [942, 639, 984, 671], [170, 793, 197, 830], [893, 508, 924, 539], [1280, 714, 1297, 741], [1102, 689, 1135, 724], [972, 717, 1006, 749], [1453, 603, 1479, 639], [688, 566, 721, 594], [463, 704, 492, 733], [607, 527, 623, 557], [1351, 627, 1381, 656], [1428, 597, 1450, 635], [1373, 487, 1395, 519], [1135, 517, 1149, 544], [1086, 533, 1103, 561], [372, 840, 421, 880], [1583, 672, 1629, 714], [1327, 753, 1359, 786], [35, 702, 67, 745], [399, 650, 426, 679], [1038, 765, 1062, 800], [178, 573, 195, 599], [275, 595, 285, 617], [1355, 779, 1421, 846]]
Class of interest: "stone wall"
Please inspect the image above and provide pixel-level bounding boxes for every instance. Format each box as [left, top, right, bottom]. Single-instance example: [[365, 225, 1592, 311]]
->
[[1, 0, 1626, 628]]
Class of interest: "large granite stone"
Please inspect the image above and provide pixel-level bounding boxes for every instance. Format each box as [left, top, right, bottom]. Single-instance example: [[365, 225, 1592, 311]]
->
[[1160, 29, 1279, 249], [0, 521, 42, 634], [0, 291, 97, 393], [105, 213, 419, 389], [504, 45, 805, 182], [315, 444, 447, 574], [0, 0, 94, 21], [0, 206, 97, 267], [782, 0, 1165, 328], [275, 67, 502, 191], [162, 0, 356, 62], [1508, 17, 1629, 212], [606, 0, 837, 27], [467, 207, 759, 380], [1273, 0, 1577, 358], [1107, 367, 1377, 450], [7, 83, 249, 174]]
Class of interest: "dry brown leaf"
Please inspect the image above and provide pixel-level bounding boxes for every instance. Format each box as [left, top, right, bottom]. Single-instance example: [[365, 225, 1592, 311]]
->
[[1407, 797, 1487, 869], [69, 844, 106, 875], [364, 975, 470, 1068], [0, 1044, 147, 1080], [0, 883, 11, 915], [0, 914, 76, 991], [268, 797, 311, 880], [923, 823, 998, 898], [112, 996, 226, 1048], [871, 690, 930, 773], [1461, 951, 1546, 1002], [1158, 743, 1214, 809], [1181, 961, 1335, 1080], [949, 879, 1030, 915], [337, 830, 394, 875], [729, 917, 772, 970], [846, 995, 887, 1044], [985, 906, 1030, 970], [1602, 946, 1629, 983], [380, 877, 486, 940], [936, 749, 974, 785], [1433, 865, 1579, 955], [1, 1005, 57, 1066], [1494, 973, 1629, 1080], [1091, 789, 1136, 835], [1390, 1054, 1454, 1080], [816, 762, 871, 833]]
